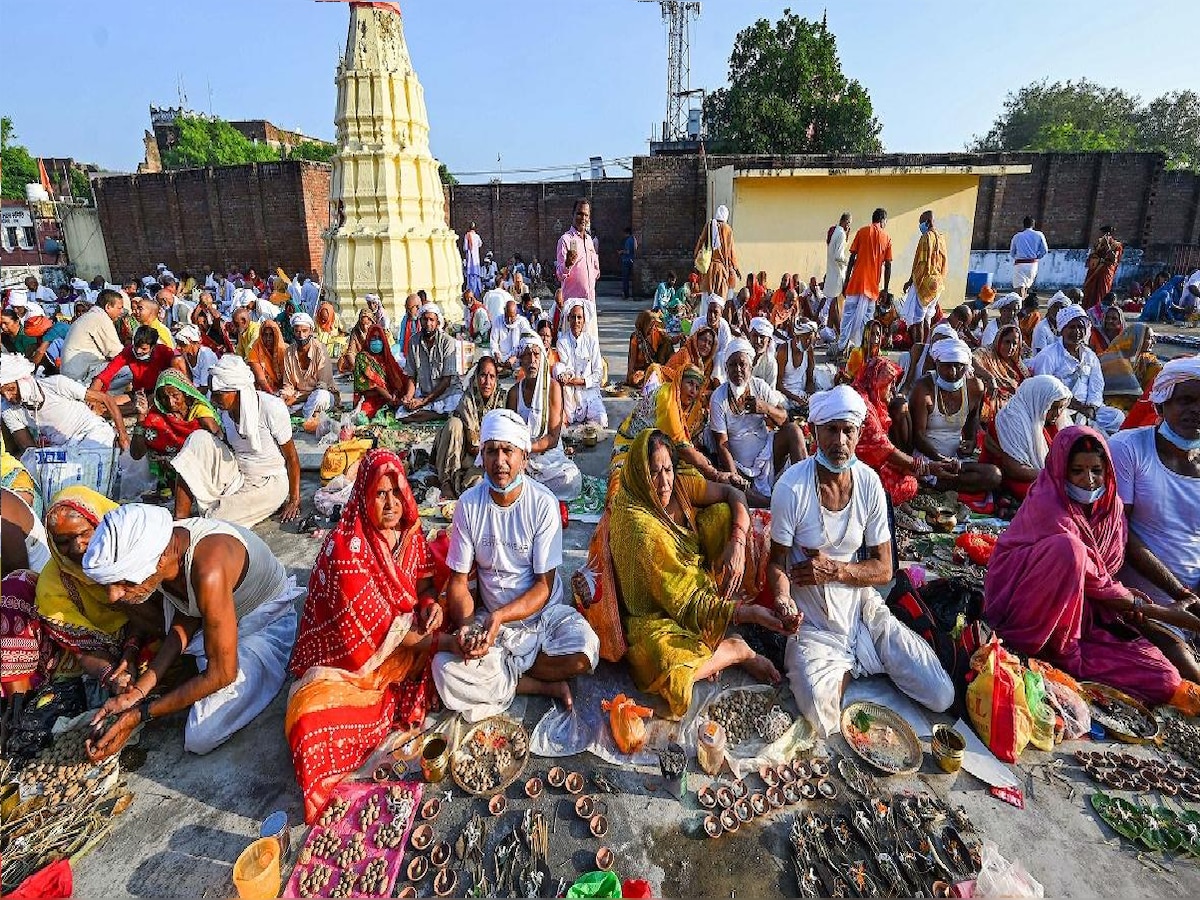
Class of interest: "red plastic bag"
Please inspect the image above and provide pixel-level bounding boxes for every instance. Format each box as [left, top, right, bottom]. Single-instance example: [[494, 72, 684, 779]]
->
[[8, 859, 72, 899], [622, 879, 655, 898], [966, 638, 1033, 764], [955, 532, 997, 567]]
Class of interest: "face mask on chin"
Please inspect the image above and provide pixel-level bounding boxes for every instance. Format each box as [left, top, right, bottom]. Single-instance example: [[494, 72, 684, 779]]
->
[[935, 374, 966, 392], [134, 350, 152, 362], [1065, 482, 1106, 504], [1160, 421, 1200, 452]]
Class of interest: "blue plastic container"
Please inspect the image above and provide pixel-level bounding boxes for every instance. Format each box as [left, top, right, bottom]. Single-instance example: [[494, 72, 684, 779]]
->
[[965, 271, 993, 297]]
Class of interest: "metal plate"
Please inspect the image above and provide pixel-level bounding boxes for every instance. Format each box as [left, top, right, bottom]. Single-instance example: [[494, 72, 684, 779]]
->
[[839, 701, 923, 776]]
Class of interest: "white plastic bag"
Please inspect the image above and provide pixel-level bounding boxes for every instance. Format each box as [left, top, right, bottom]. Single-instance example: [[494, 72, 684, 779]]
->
[[973, 839, 1044, 898]]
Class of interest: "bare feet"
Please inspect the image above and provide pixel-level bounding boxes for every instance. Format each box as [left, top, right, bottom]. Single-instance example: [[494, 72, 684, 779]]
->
[[741, 653, 782, 685], [547, 680, 573, 711]]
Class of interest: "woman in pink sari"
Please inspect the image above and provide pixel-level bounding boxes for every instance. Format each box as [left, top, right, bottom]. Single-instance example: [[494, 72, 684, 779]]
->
[[984, 426, 1196, 705]]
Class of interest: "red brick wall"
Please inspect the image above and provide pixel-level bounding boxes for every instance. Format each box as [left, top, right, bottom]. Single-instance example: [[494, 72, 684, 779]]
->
[[94, 160, 330, 280], [446, 180, 633, 285]]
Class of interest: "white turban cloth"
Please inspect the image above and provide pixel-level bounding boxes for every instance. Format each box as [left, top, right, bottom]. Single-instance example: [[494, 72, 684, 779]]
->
[[994, 375, 1072, 469], [794, 320, 817, 335], [990, 292, 1021, 311], [562, 298, 588, 322], [749, 317, 774, 338], [1057, 305, 1089, 332], [929, 322, 957, 342], [480, 409, 532, 454], [723, 337, 754, 364], [715, 205, 729, 223], [290, 312, 315, 330], [209, 354, 263, 452], [929, 337, 973, 366], [365, 294, 380, 305], [706, 293, 725, 309], [82, 504, 174, 585], [419, 303, 442, 323], [234, 287, 257, 308], [0, 352, 36, 387], [1149, 356, 1200, 404], [1049, 290, 1069, 307], [18, 301, 45, 319], [175, 324, 201, 345], [808, 385, 867, 427], [518, 335, 542, 356]]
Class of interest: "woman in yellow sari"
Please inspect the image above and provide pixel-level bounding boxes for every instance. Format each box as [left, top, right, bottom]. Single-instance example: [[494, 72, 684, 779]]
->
[[34, 487, 143, 688], [607, 430, 787, 718], [1102, 322, 1161, 390]]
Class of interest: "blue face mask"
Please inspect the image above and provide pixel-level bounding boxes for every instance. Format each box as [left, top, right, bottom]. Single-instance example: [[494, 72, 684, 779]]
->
[[816, 448, 857, 473], [935, 375, 966, 392], [1160, 421, 1200, 452], [368, 339, 385, 354], [919, 221, 930, 234], [1066, 482, 1106, 504], [484, 473, 525, 496]]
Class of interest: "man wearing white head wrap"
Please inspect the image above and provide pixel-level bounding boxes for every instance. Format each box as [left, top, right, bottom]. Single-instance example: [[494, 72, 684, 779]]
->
[[554, 298, 607, 428], [1029, 303, 1124, 434], [770, 386, 954, 736], [777, 320, 833, 411], [981, 292, 1022, 348], [281, 310, 339, 424], [746, 316, 779, 387], [908, 338, 1003, 492], [556, 199, 601, 339], [170, 354, 300, 527], [703, 297, 734, 382], [1031, 292, 1070, 354], [694, 203, 740, 308], [82, 504, 300, 757], [433, 408, 599, 723], [490, 297, 530, 372], [174, 323, 218, 392], [0, 352, 125, 452], [396, 300, 462, 421], [709, 337, 804, 506], [1109, 357, 1200, 672], [60, 288, 126, 383], [507, 337, 582, 500]]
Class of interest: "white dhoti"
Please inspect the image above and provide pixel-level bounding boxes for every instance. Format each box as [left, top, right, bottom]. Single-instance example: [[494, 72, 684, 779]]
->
[[171, 431, 289, 527], [736, 436, 776, 498], [294, 388, 335, 419], [433, 604, 599, 723], [784, 588, 953, 736], [837, 294, 875, 352], [170, 582, 301, 754], [562, 386, 608, 427], [1011, 261, 1038, 291], [900, 285, 939, 328], [526, 445, 583, 501]]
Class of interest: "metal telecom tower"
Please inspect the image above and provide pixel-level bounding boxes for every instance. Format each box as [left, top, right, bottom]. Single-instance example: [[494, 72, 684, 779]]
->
[[642, 1, 701, 142]]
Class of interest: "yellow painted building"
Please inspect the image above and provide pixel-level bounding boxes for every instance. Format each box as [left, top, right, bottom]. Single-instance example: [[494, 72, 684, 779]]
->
[[706, 162, 1031, 306]]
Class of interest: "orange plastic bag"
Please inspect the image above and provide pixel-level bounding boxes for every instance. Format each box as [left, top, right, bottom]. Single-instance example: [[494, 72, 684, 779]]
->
[[600, 693, 654, 755], [1170, 680, 1200, 717], [966, 638, 1033, 764]]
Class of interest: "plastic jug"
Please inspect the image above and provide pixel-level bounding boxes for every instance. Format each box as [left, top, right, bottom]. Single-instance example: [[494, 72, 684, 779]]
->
[[233, 837, 281, 899]]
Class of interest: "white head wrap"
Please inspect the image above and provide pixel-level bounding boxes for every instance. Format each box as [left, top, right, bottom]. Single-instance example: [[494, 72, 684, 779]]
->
[[290, 312, 315, 329], [749, 317, 774, 338], [81, 504, 174, 585], [365, 293, 381, 306], [7, 290, 29, 308], [518, 334, 542, 355], [808, 385, 867, 427], [929, 322, 957, 342], [994, 375, 1072, 469], [723, 337, 754, 365], [71, 277, 88, 291], [234, 287, 258, 308], [929, 337, 972, 366], [706, 293, 725, 309], [563, 298, 587, 321], [794, 320, 817, 335], [418, 303, 442, 324], [1149, 356, 1200, 404], [175, 324, 201, 345], [209, 354, 264, 452], [17, 300, 44, 319], [715, 205, 729, 223], [711, 206, 728, 251], [479, 409, 532, 454], [156, 263, 167, 272], [1056, 305, 1089, 332], [141, 276, 158, 287], [990, 292, 1022, 311], [0, 352, 35, 386], [1049, 290, 1069, 307]]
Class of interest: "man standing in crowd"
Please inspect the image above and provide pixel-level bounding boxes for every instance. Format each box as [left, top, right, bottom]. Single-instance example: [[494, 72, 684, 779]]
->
[[900, 210, 947, 344], [1009, 216, 1049, 296], [463, 222, 483, 298], [838, 208, 892, 357], [620, 226, 637, 301], [556, 199, 600, 339], [824, 212, 852, 302]]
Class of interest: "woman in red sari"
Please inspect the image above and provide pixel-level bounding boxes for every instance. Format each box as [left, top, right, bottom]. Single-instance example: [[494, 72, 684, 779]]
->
[[353, 324, 409, 417], [852, 357, 934, 506], [287, 450, 446, 822], [1083, 226, 1123, 309]]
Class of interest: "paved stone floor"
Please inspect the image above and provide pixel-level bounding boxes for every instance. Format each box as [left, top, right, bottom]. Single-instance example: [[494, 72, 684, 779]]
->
[[70, 286, 1200, 897]]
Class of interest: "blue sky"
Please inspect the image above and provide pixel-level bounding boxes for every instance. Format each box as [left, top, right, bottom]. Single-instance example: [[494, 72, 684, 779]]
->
[[4, 0, 1196, 182]]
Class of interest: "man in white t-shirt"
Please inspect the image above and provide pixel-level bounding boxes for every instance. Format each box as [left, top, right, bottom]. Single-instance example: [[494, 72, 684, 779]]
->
[[1110, 358, 1200, 682], [170, 355, 301, 527], [433, 409, 599, 722], [709, 339, 805, 507], [1, 353, 128, 452], [770, 386, 953, 735]]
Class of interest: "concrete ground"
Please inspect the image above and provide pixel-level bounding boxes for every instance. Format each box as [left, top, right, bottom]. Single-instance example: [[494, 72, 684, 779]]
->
[[69, 287, 1200, 898]]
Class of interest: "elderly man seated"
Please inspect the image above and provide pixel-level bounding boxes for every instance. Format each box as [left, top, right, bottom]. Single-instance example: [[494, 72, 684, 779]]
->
[[433, 410, 600, 721], [908, 337, 1003, 493], [81, 504, 300, 758], [1, 353, 129, 453], [490, 299, 530, 374], [555, 299, 607, 428], [709, 338, 806, 507], [281, 312, 339, 429], [1029, 304, 1125, 434], [704, 296, 734, 382], [770, 386, 954, 735], [171, 355, 302, 526], [1111, 358, 1200, 683], [398, 303, 461, 422]]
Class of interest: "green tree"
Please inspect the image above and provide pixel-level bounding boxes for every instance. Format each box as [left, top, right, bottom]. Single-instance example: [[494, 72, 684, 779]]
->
[[972, 81, 1199, 170], [1, 117, 40, 200], [68, 167, 93, 202], [703, 10, 883, 155], [287, 140, 336, 163], [161, 116, 282, 169], [438, 162, 458, 186]]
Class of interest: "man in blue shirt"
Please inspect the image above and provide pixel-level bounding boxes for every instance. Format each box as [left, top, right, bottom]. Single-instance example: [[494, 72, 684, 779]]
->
[[1139, 274, 1186, 324], [620, 227, 637, 301], [1009, 216, 1049, 296]]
